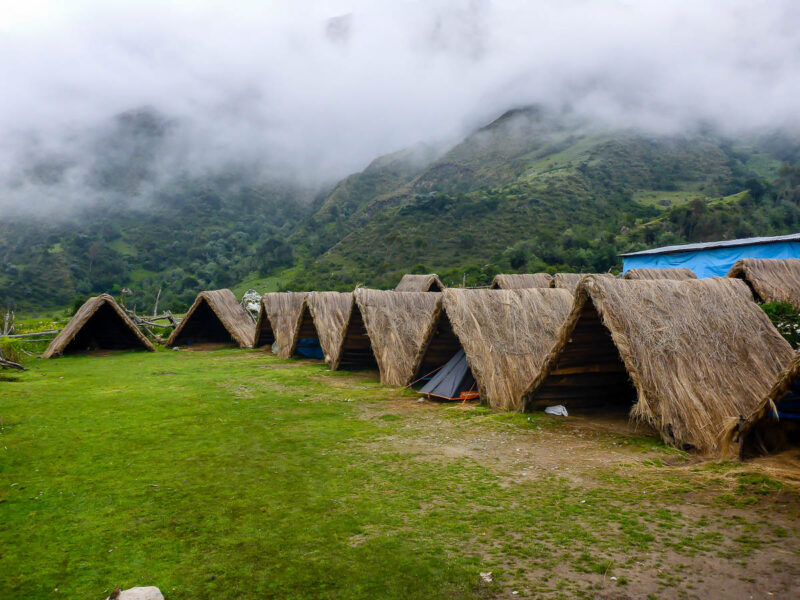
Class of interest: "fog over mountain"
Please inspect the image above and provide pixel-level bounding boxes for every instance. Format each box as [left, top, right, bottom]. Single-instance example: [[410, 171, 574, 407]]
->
[[1, 0, 799, 216]]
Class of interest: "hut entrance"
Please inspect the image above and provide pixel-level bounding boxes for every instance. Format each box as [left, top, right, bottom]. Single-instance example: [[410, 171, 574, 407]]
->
[[337, 305, 378, 370], [414, 313, 477, 401], [746, 382, 800, 456], [527, 300, 637, 416], [172, 300, 233, 346], [254, 313, 275, 348], [63, 302, 146, 354], [294, 306, 323, 359]]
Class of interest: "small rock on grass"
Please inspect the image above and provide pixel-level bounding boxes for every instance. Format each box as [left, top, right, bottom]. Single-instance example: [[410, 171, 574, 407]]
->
[[106, 587, 164, 600]]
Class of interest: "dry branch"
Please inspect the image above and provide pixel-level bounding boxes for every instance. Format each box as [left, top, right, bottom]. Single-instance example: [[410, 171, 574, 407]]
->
[[4, 330, 60, 338]]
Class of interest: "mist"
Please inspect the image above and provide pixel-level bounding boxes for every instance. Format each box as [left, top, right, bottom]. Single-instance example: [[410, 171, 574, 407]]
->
[[1, 0, 799, 217]]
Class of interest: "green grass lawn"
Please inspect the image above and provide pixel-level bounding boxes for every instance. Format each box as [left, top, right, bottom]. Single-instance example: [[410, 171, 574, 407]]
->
[[2, 350, 799, 599]]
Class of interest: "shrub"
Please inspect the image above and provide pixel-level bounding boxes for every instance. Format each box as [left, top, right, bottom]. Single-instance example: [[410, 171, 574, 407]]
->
[[0, 337, 28, 363], [761, 301, 800, 347]]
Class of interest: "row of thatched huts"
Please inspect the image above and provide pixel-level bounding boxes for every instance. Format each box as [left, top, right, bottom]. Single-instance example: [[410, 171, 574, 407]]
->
[[43, 259, 800, 458]]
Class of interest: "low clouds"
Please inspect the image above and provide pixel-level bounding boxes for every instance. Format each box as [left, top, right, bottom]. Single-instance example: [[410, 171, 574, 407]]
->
[[1, 0, 799, 216]]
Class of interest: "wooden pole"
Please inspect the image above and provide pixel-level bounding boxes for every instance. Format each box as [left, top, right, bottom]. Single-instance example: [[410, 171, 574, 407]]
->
[[153, 288, 162, 317]]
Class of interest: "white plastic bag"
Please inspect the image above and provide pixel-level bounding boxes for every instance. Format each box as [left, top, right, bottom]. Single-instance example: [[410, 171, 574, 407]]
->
[[544, 405, 568, 417]]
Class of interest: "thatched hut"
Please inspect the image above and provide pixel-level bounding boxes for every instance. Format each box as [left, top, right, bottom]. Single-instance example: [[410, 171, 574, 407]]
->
[[727, 258, 800, 309], [550, 273, 615, 293], [330, 292, 377, 372], [43, 294, 155, 358], [331, 289, 441, 385], [414, 288, 573, 409], [395, 274, 444, 292], [725, 351, 800, 457], [353, 288, 442, 386], [524, 276, 793, 454], [623, 268, 697, 280], [255, 292, 308, 359], [167, 289, 254, 348], [306, 291, 353, 366], [490, 273, 552, 289]]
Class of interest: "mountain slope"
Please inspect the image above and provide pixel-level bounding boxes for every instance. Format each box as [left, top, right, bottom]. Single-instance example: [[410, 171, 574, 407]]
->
[[286, 108, 800, 290], [0, 178, 312, 312], [2, 107, 800, 314]]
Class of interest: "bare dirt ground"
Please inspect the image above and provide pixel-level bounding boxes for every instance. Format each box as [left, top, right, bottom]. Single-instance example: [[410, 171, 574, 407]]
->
[[355, 394, 800, 600]]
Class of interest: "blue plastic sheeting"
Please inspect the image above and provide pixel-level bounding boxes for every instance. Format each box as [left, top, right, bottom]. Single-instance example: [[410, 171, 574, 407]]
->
[[295, 338, 323, 359], [622, 240, 800, 278]]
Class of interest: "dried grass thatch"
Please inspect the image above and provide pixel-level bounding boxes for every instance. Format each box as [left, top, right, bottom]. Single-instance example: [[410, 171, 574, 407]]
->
[[623, 268, 697, 280], [167, 289, 254, 348], [524, 276, 793, 454], [490, 273, 552, 289], [550, 273, 614, 294], [44, 294, 155, 358], [255, 292, 308, 358], [306, 291, 354, 365], [343, 288, 442, 386], [330, 291, 376, 372], [415, 288, 573, 410], [727, 258, 800, 309], [395, 274, 444, 292], [723, 350, 800, 457]]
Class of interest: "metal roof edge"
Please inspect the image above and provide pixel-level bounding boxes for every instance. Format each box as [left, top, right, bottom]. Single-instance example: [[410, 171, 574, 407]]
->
[[620, 233, 800, 257]]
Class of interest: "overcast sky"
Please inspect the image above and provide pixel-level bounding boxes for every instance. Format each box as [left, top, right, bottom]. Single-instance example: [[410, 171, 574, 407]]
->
[[1, 0, 799, 216]]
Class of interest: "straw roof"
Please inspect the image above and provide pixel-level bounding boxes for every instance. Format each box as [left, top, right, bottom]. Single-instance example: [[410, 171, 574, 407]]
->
[[623, 268, 697, 280], [430, 288, 573, 410], [550, 273, 614, 294], [167, 289, 255, 348], [525, 276, 794, 454], [727, 258, 800, 309], [395, 274, 444, 292], [723, 350, 800, 457], [306, 291, 353, 365], [330, 294, 376, 372], [44, 294, 155, 358], [490, 273, 552, 289], [352, 288, 442, 386], [256, 292, 308, 358]]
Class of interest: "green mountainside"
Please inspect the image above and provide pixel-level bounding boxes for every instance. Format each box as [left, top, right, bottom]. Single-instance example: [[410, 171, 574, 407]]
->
[[285, 108, 800, 289], [2, 107, 800, 314], [0, 179, 309, 313]]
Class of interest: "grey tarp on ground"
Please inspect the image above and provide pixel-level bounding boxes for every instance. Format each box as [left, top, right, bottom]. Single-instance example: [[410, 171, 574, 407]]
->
[[419, 349, 476, 400]]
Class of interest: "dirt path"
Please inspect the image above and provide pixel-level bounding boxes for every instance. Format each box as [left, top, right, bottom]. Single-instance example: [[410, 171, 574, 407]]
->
[[357, 395, 800, 600]]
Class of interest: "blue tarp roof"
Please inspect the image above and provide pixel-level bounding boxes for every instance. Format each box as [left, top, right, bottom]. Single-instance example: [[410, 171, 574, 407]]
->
[[621, 233, 800, 278], [620, 233, 800, 257]]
